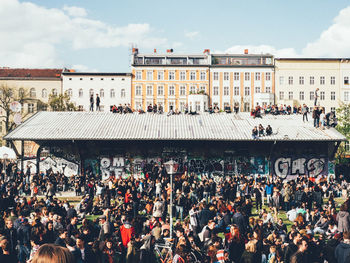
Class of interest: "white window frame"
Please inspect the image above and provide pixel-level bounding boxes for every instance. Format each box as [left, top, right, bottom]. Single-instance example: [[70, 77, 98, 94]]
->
[[180, 86, 186, 96], [136, 71, 142, 80], [135, 86, 142, 96], [310, 76, 314, 85], [213, 86, 219, 96], [169, 71, 175, 80], [224, 72, 229, 81], [279, 91, 284, 100], [320, 76, 325, 85], [200, 71, 206, 80], [158, 71, 164, 80], [331, 91, 336, 100], [190, 71, 196, 80], [234, 72, 240, 81], [255, 72, 260, 81], [146, 71, 153, 80], [265, 72, 271, 81], [146, 85, 153, 96], [299, 91, 304, 100], [224, 86, 229, 96], [244, 87, 250, 96], [110, 89, 115, 98], [158, 86, 164, 96], [331, 76, 335, 85], [169, 85, 175, 96], [244, 72, 250, 81], [180, 71, 186, 80], [213, 72, 219, 81], [288, 76, 293, 85], [299, 76, 304, 85], [289, 91, 293, 100], [234, 86, 240, 96]]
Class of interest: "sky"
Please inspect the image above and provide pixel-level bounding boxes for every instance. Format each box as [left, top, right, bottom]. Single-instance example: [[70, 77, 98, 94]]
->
[[1, 0, 350, 72]]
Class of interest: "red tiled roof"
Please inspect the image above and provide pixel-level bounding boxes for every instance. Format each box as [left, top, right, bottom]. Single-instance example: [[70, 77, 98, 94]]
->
[[0, 68, 63, 78]]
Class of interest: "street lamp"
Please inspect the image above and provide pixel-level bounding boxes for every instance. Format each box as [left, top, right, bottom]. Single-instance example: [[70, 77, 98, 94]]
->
[[164, 160, 178, 239]]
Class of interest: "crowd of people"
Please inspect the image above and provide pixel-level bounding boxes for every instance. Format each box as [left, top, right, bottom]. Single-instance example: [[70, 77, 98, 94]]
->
[[0, 163, 350, 263]]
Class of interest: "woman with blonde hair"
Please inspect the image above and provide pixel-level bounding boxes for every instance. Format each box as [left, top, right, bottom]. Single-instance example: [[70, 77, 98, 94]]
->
[[31, 244, 74, 263], [240, 240, 259, 263]]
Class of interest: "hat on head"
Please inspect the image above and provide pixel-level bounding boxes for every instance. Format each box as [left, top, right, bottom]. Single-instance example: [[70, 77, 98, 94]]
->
[[99, 215, 106, 220]]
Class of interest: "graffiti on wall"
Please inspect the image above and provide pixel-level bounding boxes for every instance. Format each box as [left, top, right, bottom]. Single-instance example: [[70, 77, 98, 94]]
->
[[86, 156, 269, 180], [19, 157, 79, 177], [272, 157, 328, 179]]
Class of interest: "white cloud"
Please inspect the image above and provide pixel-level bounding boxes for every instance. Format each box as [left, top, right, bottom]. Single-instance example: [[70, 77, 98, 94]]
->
[[223, 6, 350, 58], [185, 31, 199, 40], [0, 0, 168, 68], [63, 5, 87, 17]]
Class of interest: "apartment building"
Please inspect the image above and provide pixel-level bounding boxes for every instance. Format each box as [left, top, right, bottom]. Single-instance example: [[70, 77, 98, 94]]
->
[[210, 53, 274, 112], [62, 72, 131, 112], [275, 59, 341, 112], [131, 49, 210, 112]]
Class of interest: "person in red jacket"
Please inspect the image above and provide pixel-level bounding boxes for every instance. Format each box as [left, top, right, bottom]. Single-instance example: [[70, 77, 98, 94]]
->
[[120, 218, 135, 248]]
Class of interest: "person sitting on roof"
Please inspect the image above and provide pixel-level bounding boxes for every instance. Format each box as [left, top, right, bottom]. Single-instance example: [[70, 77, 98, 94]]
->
[[258, 124, 265, 137], [252, 126, 259, 140], [266, 125, 273, 136]]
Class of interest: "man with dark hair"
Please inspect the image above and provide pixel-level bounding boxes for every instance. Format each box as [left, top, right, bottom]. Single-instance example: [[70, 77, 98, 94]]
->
[[284, 232, 301, 263], [54, 229, 67, 247], [96, 94, 100, 111], [290, 237, 308, 263], [89, 94, 94, 111]]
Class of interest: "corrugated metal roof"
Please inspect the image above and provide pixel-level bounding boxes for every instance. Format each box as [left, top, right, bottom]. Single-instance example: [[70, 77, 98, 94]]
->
[[4, 112, 346, 142]]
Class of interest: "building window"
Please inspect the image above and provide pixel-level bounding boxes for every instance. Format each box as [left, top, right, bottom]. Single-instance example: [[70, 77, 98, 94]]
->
[[180, 71, 186, 80], [224, 72, 229, 81], [213, 72, 219, 80], [310, 91, 314, 100], [331, 76, 335, 85], [244, 72, 250, 81], [234, 72, 240, 81], [344, 76, 349, 85], [213, 86, 219, 96], [234, 86, 239, 96], [147, 71, 153, 80], [344, 91, 349, 102], [121, 89, 125, 98], [320, 91, 325, 100], [136, 71, 142, 80], [289, 91, 293, 100], [265, 72, 271, 81], [158, 86, 164, 96], [169, 86, 175, 96], [200, 71, 206, 80], [266, 87, 271, 93], [89, 89, 94, 97], [146, 86, 153, 96], [310, 76, 314, 85], [190, 86, 196, 94], [135, 86, 142, 96], [279, 91, 284, 100], [79, 89, 83, 98], [199, 86, 206, 93], [255, 72, 260, 81], [288, 76, 293, 85], [28, 103, 34, 113], [299, 76, 304, 85], [195, 101, 200, 112], [180, 102, 185, 112], [67, 89, 72, 97], [224, 86, 229, 96], [169, 101, 175, 111], [190, 71, 196, 80], [41, 89, 47, 98], [255, 87, 260, 93], [169, 71, 175, 80], [180, 86, 186, 96], [158, 71, 164, 80], [331, 91, 336, 100], [345, 141, 350, 152], [320, 76, 325, 85], [299, 91, 304, 100], [18, 88, 24, 98], [331, 107, 336, 112], [100, 89, 104, 98], [30, 88, 36, 98], [245, 87, 250, 96], [279, 76, 284, 85], [110, 89, 115, 98]]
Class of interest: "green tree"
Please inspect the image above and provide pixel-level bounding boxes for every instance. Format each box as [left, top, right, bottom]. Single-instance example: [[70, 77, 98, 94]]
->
[[335, 103, 350, 164], [0, 84, 40, 135], [48, 93, 76, 111]]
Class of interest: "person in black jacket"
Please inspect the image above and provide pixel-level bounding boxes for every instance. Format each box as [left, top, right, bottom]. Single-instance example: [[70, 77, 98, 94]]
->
[[17, 218, 31, 263], [55, 229, 68, 247], [4, 218, 17, 254], [139, 234, 157, 263], [233, 207, 247, 235], [284, 232, 301, 263]]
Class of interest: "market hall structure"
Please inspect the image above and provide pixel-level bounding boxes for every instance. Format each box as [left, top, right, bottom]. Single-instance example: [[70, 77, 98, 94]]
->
[[4, 111, 346, 180]]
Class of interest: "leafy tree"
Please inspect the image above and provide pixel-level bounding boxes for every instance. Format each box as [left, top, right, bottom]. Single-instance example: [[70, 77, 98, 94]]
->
[[335, 103, 350, 164], [48, 93, 76, 111], [0, 84, 39, 136]]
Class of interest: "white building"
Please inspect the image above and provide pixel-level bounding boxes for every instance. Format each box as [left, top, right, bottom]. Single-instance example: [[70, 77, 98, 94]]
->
[[340, 59, 350, 105], [275, 59, 341, 112], [187, 94, 209, 112], [62, 72, 131, 112]]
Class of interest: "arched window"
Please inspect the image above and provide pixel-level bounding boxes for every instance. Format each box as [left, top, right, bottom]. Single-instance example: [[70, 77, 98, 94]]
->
[[30, 88, 36, 98], [100, 89, 104, 98], [67, 89, 73, 97], [52, 88, 58, 96], [110, 89, 115, 98], [19, 88, 25, 97], [42, 89, 47, 98], [79, 89, 83, 98], [89, 89, 94, 96], [121, 89, 126, 98]]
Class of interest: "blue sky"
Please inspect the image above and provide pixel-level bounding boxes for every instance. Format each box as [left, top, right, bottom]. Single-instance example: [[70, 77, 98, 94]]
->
[[1, 0, 350, 72]]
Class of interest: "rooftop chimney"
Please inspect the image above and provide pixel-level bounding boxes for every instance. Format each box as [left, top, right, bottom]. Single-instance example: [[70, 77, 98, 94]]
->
[[132, 48, 139, 54], [166, 49, 174, 53], [154, 49, 157, 53], [244, 49, 248, 54]]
